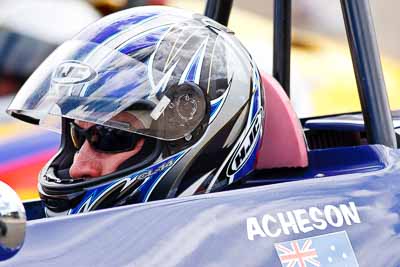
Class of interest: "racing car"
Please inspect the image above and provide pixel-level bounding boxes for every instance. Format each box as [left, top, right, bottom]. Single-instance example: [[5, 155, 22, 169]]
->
[[2, 0, 400, 201], [0, 0, 399, 266]]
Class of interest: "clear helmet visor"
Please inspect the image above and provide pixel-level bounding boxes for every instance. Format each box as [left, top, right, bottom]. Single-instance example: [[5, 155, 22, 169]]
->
[[7, 40, 208, 140]]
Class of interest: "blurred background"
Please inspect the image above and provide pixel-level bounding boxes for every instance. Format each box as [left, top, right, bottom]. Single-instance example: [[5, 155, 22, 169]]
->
[[0, 0, 399, 200], [237, 0, 400, 60]]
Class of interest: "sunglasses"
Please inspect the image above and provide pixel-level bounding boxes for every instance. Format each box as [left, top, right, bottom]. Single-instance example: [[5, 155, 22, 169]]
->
[[69, 122, 140, 153]]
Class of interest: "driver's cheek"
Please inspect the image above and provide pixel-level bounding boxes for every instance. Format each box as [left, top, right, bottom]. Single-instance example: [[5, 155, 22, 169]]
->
[[69, 138, 145, 179]]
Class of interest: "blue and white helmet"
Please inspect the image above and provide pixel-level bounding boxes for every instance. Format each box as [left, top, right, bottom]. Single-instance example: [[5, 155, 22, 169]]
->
[[7, 6, 264, 216]]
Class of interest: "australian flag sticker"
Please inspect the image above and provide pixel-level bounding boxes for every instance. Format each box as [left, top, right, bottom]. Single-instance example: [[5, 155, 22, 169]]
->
[[274, 231, 359, 267]]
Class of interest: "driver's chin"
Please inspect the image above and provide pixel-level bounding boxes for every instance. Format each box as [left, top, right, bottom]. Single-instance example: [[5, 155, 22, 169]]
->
[[69, 138, 145, 179]]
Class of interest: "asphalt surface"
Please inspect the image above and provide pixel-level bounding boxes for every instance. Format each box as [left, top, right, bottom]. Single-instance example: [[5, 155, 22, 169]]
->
[[235, 0, 400, 59]]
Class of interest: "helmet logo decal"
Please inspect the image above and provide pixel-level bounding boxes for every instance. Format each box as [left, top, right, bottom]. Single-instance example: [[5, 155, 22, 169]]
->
[[206, 98, 263, 193], [136, 159, 174, 180], [52, 61, 97, 85], [226, 109, 262, 176]]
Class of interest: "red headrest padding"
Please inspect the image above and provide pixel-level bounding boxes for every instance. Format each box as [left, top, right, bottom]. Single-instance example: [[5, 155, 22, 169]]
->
[[255, 73, 308, 169]]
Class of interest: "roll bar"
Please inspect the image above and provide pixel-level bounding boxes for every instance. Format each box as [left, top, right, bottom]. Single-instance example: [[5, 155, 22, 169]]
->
[[203, 0, 397, 148], [272, 0, 292, 98], [341, 0, 396, 147]]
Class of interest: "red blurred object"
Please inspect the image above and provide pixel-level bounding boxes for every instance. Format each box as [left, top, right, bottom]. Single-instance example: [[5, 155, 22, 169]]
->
[[149, 0, 166, 5]]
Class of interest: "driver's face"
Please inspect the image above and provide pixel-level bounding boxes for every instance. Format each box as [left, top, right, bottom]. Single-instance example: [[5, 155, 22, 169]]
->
[[69, 112, 145, 179]]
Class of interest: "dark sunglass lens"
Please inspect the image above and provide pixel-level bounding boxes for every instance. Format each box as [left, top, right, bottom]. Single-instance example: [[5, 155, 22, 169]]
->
[[70, 123, 139, 153], [113, 130, 138, 151], [92, 126, 138, 153], [91, 126, 113, 152]]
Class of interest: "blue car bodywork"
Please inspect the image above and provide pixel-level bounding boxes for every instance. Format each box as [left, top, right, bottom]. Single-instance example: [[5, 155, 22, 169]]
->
[[1, 143, 399, 266]]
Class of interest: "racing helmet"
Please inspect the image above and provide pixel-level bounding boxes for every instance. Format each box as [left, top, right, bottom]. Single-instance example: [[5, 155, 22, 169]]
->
[[7, 6, 264, 216]]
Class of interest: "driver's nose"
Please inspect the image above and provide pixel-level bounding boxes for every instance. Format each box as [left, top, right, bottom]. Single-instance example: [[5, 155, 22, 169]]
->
[[69, 141, 103, 179]]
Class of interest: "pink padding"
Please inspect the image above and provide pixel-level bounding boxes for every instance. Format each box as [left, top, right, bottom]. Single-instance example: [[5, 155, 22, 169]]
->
[[255, 74, 308, 169]]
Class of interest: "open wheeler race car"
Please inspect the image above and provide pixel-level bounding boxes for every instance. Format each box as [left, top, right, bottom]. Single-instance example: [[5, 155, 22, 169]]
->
[[2, 0, 400, 201], [0, 0, 399, 266]]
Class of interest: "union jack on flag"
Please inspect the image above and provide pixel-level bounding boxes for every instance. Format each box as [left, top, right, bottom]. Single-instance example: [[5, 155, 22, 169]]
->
[[275, 231, 359, 267], [275, 239, 320, 267]]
